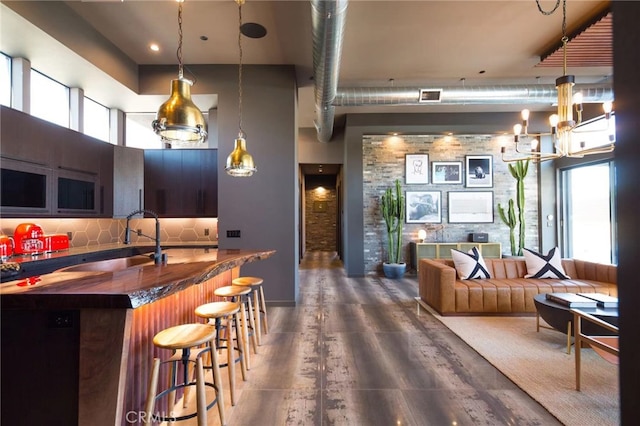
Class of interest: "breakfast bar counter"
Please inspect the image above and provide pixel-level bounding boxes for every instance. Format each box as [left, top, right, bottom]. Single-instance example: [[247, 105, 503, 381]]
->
[[0, 247, 275, 309], [0, 247, 275, 426]]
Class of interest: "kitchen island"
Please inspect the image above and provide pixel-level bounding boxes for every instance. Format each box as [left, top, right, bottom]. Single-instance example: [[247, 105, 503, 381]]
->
[[0, 247, 275, 426]]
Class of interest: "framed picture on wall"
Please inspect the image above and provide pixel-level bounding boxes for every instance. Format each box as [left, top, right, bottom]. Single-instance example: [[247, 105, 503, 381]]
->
[[406, 191, 441, 223], [465, 155, 493, 188], [448, 191, 494, 223], [405, 154, 429, 184], [432, 161, 463, 184]]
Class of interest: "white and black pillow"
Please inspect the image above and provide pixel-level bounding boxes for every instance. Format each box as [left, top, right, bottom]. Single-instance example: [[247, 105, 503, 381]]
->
[[451, 247, 491, 280], [523, 247, 570, 279]]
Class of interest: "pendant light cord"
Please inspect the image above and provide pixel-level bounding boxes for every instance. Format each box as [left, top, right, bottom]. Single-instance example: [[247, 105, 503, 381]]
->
[[535, 0, 568, 75], [177, 0, 184, 79], [535, 0, 561, 16], [237, 0, 244, 138]]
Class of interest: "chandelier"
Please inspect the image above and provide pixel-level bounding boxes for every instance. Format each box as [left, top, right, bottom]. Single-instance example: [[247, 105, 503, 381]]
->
[[152, 0, 208, 147], [225, 0, 257, 177], [501, 0, 614, 163]]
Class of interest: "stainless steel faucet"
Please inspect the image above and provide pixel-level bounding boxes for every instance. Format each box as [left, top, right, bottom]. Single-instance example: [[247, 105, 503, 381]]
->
[[124, 209, 166, 265]]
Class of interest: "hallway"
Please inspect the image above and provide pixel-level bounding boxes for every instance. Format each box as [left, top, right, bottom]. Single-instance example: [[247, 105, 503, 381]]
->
[[169, 251, 560, 425]]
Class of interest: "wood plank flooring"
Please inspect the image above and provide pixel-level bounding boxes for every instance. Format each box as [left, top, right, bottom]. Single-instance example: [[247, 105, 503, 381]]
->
[[159, 251, 560, 425]]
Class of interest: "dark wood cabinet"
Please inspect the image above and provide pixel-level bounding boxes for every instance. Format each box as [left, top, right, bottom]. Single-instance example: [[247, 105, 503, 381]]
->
[[55, 137, 114, 217], [113, 146, 144, 217], [144, 149, 218, 217], [0, 106, 114, 218], [0, 106, 59, 167]]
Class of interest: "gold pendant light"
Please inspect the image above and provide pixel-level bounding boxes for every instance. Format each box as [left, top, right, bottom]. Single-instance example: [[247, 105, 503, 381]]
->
[[152, 0, 207, 147], [227, 135, 255, 177], [502, 0, 614, 163], [226, 0, 257, 177]]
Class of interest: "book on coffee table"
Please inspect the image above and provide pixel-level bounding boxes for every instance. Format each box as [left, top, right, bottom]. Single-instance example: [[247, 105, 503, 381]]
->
[[577, 293, 618, 309], [545, 293, 598, 308]]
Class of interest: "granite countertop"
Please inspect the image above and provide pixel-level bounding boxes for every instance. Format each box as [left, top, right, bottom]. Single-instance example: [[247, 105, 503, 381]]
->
[[0, 246, 275, 310], [3, 241, 219, 265], [0, 242, 218, 281]]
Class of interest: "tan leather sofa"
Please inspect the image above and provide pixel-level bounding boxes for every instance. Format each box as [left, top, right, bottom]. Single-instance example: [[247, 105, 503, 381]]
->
[[419, 257, 617, 315]]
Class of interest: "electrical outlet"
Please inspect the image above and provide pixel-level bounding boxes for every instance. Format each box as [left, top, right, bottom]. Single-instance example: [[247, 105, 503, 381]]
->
[[227, 230, 241, 238], [137, 229, 142, 236], [204, 228, 210, 236], [50, 311, 73, 328], [66, 231, 73, 240]]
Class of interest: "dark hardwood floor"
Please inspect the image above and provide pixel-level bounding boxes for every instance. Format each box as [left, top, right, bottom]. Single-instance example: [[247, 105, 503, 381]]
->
[[162, 251, 560, 425]]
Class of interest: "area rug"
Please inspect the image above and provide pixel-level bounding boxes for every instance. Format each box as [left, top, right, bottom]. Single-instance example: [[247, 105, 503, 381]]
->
[[417, 300, 619, 426]]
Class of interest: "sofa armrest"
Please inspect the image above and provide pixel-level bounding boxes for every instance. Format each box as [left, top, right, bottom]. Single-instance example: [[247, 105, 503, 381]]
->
[[418, 258, 457, 315], [562, 259, 617, 285]]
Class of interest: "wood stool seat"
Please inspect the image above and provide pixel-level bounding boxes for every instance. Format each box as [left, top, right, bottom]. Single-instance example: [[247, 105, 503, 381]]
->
[[195, 301, 247, 406], [145, 323, 226, 426], [232, 276, 264, 287], [214, 285, 251, 299], [232, 276, 268, 344], [195, 301, 240, 319], [153, 323, 217, 350]]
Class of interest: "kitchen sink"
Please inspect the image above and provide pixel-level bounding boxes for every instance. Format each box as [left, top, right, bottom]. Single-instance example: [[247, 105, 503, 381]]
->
[[4, 247, 214, 282], [57, 254, 154, 272]]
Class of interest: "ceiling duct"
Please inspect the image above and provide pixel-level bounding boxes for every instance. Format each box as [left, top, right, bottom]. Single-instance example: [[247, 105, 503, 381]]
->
[[309, 0, 612, 141], [311, 0, 348, 143], [334, 84, 613, 106]]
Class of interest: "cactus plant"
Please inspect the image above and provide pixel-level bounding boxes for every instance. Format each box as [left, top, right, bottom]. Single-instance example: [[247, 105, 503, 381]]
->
[[497, 160, 529, 256], [381, 179, 405, 264], [497, 199, 517, 256]]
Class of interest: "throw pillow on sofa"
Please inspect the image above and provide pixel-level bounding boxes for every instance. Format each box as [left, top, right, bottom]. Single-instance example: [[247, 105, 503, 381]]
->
[[451, 247, 491, 280], [523, 247, 570, 279]]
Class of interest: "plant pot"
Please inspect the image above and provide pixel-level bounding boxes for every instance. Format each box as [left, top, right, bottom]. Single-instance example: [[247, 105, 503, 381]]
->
[[382, 262, 406, 278]]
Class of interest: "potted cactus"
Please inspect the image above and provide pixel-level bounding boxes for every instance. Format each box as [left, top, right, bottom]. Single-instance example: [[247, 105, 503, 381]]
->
[[497, 159, 529, 256], [381, 179, 406, 278]]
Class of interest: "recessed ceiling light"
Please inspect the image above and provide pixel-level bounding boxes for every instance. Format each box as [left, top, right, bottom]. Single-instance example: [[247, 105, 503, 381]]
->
[[149, 43, 160, 52]]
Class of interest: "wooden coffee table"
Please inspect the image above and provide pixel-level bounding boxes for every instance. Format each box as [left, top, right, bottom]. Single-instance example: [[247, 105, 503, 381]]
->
[[533, 293, 618, 354]]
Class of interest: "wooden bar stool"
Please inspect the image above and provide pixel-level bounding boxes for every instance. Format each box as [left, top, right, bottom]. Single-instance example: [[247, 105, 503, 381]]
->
[[144, 323, 225, 426], [214, 285, 257, 368], [232, 276, 268, 345], [194, 301, 247, 406]]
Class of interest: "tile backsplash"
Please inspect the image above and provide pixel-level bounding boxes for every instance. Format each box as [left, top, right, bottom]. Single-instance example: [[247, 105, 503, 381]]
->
[[0, 218, 218, 248]]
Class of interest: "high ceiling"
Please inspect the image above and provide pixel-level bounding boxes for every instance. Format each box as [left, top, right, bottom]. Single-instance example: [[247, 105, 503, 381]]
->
[[1, 0, 612, 134]]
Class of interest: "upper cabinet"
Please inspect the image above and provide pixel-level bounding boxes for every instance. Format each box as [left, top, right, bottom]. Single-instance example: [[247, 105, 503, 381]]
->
[[0, 106, 114, 218], [113, 145, 144, 218], [144, 149, 218, 217], [0, 106, 217, 219]]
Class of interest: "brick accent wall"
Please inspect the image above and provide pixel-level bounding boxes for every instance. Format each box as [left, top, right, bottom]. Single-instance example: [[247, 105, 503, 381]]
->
[[305, 187, 337, 251], [363, 134, 539, 275]]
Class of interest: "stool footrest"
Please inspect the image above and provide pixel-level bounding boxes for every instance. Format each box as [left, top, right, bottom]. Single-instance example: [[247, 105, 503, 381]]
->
[[153, 381, 220, 422]]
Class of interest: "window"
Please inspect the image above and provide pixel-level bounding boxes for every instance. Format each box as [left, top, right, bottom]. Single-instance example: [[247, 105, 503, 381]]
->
[[30, 69, 69, 127], [573, 114, 616, 152], [84, 97, 110, 142], [560, 161, 616, 264], [125, 113, 163, 149], [1, 52, 11, 107]]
